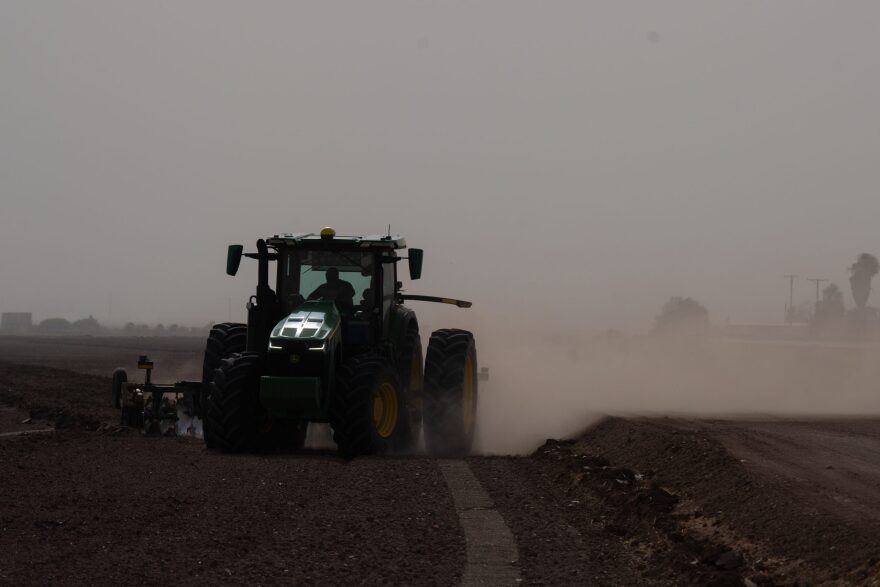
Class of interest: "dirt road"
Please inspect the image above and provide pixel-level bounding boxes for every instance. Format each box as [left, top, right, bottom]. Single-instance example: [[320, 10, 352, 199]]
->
[[2, 336, 880, 585], [708, 419, 880, 525]]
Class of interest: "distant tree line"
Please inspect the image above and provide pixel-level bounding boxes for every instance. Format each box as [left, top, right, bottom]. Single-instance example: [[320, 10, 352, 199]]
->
[[0, 315, 211, 336], [655, 296, 709, 335], [119, 322, 211, 336]]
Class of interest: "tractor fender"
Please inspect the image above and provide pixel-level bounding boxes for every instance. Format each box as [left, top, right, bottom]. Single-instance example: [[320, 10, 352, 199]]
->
[[389, 305, 418, 358]]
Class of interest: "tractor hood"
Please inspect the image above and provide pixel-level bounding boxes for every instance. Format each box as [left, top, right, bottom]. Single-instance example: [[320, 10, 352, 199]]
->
[[269, 301, 340, 346]]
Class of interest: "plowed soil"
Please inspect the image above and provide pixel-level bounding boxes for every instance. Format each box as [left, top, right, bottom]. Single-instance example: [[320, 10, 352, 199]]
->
[[0, 360, 464, 586], [2, 336, 880, 586]]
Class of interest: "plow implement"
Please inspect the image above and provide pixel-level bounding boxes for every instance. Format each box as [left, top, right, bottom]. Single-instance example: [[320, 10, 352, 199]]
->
[[111, 355, 204, 436]]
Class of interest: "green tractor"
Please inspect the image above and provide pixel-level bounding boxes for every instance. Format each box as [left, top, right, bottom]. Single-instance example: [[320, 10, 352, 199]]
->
[[196, 227, 477, 457]]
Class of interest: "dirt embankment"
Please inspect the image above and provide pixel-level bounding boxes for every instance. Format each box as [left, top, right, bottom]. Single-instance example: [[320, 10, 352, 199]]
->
[[471, 417, 880, 585], [0, 362, 116, 430], [565, 417, 880, 585]]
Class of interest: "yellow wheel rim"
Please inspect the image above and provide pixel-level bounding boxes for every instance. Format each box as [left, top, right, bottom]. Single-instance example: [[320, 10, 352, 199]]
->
[[463, 353, 476, 436], [373, 381, 399, 438]]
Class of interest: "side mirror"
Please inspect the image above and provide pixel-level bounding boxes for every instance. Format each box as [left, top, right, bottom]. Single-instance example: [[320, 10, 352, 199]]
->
[[226, 244, 243, 276], [408, 248, 423, 280]]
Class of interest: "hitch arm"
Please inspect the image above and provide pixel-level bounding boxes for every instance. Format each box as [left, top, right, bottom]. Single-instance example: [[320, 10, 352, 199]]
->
[[397, 294, 472, 308]]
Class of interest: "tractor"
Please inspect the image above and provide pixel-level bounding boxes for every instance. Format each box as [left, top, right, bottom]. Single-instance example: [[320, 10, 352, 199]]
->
[[112, 228, 478, 457]]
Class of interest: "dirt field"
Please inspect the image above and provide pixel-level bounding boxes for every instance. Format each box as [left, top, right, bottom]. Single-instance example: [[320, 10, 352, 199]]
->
[[0, 335, 205, 378], [2, 336, 880, 585]]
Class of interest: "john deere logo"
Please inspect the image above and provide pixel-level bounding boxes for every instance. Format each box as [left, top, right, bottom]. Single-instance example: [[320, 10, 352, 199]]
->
[[290, 354, 301, 364]]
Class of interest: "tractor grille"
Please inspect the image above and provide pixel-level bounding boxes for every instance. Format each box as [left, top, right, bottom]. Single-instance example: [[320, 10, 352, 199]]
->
[[266, 342, 325, 377]]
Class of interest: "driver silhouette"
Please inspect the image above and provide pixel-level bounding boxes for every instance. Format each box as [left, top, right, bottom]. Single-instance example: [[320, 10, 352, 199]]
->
[[308, 268, 355, 310]]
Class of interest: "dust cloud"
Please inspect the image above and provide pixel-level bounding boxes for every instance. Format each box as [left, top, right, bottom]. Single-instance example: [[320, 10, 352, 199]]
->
[[473, 328, 880, 454]]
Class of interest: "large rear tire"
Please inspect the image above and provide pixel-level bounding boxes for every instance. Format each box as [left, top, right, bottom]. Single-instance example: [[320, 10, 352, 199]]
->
[[203, 352, 261, 453], [331, 355, 405, 458], [398, 326, 423, 452], [424, 329, 478, 456]]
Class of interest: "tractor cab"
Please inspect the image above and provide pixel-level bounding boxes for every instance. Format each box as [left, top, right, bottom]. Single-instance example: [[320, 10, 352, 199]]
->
[[276, 246, 388, 332], [228, 228, 419, 353]]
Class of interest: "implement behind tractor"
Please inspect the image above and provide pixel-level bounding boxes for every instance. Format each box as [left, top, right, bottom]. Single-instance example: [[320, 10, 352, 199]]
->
[[111, 228, 480, 457]]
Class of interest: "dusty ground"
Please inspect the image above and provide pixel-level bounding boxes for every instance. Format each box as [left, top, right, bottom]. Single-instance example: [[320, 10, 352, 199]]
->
[[2, 336, 880, 585], [0, 359, 464, 586], [556, 417, 880, 585]]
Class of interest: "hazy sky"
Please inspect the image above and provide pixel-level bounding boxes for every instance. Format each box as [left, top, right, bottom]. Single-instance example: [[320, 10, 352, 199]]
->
[[2, 1, 879, 331]]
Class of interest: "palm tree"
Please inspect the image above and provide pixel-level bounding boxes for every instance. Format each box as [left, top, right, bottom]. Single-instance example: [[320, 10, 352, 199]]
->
[[849, 253, 879, 310]]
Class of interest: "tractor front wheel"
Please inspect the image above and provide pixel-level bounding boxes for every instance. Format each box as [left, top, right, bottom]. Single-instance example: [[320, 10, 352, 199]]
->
[[203, 352, 262, 453], [202, 322, 248, 384], [331, 355, 405, 458], [200, 322, 247, 447], [424, 329, 478, 456]]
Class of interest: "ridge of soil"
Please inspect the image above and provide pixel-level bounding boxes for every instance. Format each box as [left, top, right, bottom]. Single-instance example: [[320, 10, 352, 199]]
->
[[471, 416, 880, 586], [0, 362, 116, 430], [0, 335, 203, 377], [471, 445, 747, 587], [572, 417, 880, 585]]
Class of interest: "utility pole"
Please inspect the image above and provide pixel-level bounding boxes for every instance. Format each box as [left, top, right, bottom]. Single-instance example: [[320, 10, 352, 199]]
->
[[807, 278, 828, 312], [784, 274, 798, 325]]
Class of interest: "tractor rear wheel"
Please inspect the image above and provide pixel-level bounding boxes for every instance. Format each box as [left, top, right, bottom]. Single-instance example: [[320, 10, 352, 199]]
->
[[398, 327, 423, 452], [331, 355, 405, 458], [424, 329, 478, 456], [203, 352, 262, 453]]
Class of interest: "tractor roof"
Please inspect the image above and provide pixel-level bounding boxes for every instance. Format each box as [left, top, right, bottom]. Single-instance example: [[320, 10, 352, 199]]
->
[[266, 230, 407, 250]]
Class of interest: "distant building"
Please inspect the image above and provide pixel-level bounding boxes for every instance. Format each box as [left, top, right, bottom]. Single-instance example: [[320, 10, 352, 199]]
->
[[1, 312, 33, 334]]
